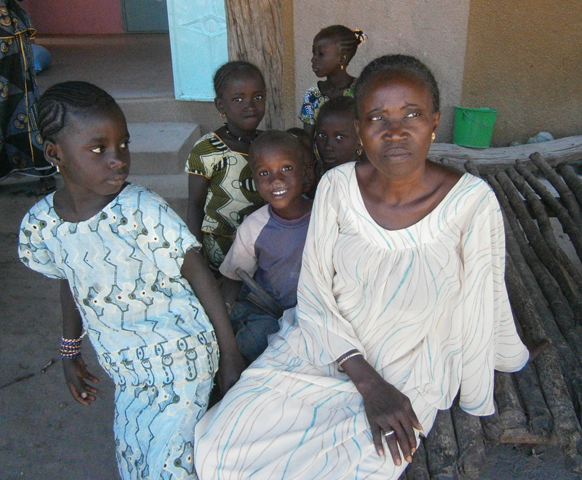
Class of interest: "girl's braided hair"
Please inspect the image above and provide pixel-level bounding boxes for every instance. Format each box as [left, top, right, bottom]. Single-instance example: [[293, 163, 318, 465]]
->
[[38, 81, 119, 141], [213, 61, 265, 99], [354, 54, 440, 116], [315, 25, 366, 65]]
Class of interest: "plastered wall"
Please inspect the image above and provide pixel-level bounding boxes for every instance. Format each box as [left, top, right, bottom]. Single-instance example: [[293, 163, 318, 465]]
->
[[292, 0, 472, 140], [462, 0, 582, 146], [281, 0, 296, 130], [21, 0, 124, 35]]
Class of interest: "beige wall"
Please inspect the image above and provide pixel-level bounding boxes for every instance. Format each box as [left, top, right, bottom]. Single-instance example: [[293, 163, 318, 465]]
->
[[281, 0, 296, 130], [292, 0, 472, 140], [462, 0, 582, 147]]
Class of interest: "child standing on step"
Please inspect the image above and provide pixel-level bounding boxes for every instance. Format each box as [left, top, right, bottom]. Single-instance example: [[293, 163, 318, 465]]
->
[[299, 25, 366, 138], [220, 131, 313, 364], [18, 81, 245, 480], [186, 61, 267, 272]]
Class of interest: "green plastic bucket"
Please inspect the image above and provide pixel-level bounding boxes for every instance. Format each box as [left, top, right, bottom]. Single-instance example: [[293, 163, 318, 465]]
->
[[453, 107, 498, 148]]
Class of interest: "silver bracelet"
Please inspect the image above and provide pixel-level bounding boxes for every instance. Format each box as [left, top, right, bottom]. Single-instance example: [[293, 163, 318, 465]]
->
[[337, 351, 362, 367]]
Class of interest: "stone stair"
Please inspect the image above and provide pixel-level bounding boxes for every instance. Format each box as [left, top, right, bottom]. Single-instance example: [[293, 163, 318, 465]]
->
[[33, 34, 223, 217], [124, 121, 200, 220], [126, 122, 200, 175]]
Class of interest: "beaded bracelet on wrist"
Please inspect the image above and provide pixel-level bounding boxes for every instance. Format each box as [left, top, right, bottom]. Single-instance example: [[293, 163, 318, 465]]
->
[[60, 336, 83, 359]]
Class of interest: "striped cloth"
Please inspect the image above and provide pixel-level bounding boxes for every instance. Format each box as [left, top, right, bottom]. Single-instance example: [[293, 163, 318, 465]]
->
[[194, 163, 528, 479]]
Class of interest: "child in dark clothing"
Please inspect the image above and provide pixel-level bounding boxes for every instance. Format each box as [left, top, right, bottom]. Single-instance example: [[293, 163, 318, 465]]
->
[[220, 131, 313, 364], [287, 126, 317, 198], [314, 95, 361, 171]]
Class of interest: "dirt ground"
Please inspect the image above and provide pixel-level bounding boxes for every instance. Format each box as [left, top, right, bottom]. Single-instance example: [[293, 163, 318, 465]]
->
[[1, 176, 580, 480]]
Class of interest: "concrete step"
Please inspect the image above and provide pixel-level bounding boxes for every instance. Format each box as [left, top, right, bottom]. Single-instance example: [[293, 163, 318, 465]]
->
[[120, 97, 221, 136], [127, 173, 187, 199], [127, 174, 188, 221], [127, 122, 200, 175]]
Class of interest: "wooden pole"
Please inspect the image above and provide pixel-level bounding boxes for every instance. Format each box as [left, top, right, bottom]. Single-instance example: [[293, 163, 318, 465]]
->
[[557, 164, 582, 209], [426, 135, 582, 175], [496, 171, 582, 325], [463, 160, 481, 178], [507, 167, 582, 296], [507, 254, 582, 472], [494, 372, 527, 430], [513, 161, 582, 260], [405, 440, 431, 480], [532, 347, 582, 473], [480, 401, 502, 444], [488, 175, 582, 419], [529, 153, 582, 228], [425, 409, 459, 479], [451, 405, 486, 478], [224, 0, 285, 129], [512, 363, 553, 438]]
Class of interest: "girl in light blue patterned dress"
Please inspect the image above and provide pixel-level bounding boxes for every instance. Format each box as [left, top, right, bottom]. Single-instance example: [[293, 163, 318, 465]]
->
[[18, 82, 245, 480]]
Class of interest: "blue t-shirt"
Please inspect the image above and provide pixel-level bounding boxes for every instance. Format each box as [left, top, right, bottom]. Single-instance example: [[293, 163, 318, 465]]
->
[[220, 204, 311, 310]]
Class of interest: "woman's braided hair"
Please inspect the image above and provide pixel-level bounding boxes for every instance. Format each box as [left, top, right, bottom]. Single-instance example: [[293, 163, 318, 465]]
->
[[315, 25, 366, 65], [213, 61, 265, 99], [354, 54, 440, 116], [38, 81, 119, 141]]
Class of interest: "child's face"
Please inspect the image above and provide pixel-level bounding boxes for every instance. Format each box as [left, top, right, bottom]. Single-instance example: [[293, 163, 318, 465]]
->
[[315, 112, 359, 170], [215, 72, 266, 133], [46, 108, 131, 197], [311, 37, 343, 78], [252, 145, 306, 219]]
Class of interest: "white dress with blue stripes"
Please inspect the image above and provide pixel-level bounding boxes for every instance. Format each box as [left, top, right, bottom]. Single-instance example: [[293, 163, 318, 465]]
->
[[194, 163, 528, 479]]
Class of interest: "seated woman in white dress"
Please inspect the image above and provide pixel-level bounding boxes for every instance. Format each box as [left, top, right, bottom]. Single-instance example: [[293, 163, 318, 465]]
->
[[193, 54, 529, 480]]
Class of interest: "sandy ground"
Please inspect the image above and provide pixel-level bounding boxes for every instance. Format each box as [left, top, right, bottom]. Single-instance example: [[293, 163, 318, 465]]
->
[[1, 176, 580, 480]]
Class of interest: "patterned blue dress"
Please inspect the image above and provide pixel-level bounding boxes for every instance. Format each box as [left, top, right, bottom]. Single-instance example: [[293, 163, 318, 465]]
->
[[298, 81, 357, 126], [19, 184, 218, 480]]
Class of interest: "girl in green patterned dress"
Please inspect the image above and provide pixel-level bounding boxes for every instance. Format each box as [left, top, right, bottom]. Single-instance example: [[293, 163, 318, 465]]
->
[[185, 61, 267, 272]]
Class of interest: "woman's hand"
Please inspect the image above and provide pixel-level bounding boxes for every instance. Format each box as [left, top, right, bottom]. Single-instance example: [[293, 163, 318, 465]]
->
[[62, 356, 99, 406], [216, 350, 246, 395], [340, 354, 422, 466]]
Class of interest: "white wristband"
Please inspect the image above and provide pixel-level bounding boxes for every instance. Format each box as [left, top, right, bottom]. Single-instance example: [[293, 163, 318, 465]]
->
[[337, 351, 362, 367]]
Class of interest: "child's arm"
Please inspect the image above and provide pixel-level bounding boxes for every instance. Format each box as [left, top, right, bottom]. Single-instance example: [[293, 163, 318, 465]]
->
[[181, 248, 246, 394], [60, 280, 99, 407], [186, 174, 210, 244]]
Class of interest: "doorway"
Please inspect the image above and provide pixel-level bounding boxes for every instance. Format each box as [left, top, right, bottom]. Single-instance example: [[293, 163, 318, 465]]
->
[[122, 0, 169, 32]]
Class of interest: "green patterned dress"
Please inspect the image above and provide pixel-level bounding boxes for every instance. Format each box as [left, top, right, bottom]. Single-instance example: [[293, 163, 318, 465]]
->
[[185, 132, 265, 270]]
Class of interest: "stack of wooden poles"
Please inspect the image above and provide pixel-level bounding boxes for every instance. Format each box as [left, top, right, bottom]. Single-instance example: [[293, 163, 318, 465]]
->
[[401, 153, 582, 480]]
